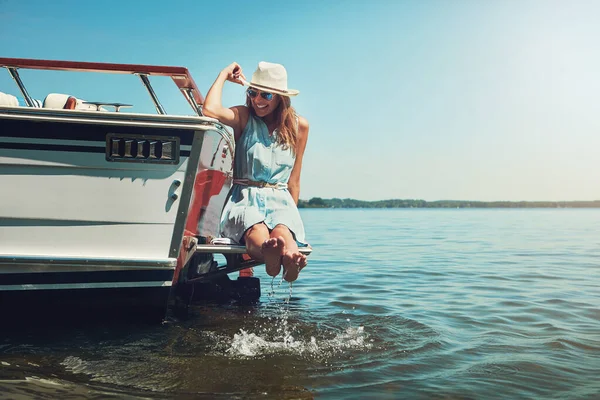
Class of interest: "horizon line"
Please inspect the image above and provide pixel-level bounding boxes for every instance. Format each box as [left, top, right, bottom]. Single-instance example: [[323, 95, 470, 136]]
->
[[299, 198, 600, 202]]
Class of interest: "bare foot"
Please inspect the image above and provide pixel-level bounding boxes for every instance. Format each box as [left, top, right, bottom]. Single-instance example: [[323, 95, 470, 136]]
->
[[262, 237, 285, 277], [282, 250, 307, 282]]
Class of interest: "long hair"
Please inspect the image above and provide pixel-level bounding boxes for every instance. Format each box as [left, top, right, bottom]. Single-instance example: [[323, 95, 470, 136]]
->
[[246, 94, 298, 154]]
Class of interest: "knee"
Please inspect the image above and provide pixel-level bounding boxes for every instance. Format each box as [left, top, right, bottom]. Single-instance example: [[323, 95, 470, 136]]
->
[[271, 224, 290, 235], [245, 223, 269, 240]]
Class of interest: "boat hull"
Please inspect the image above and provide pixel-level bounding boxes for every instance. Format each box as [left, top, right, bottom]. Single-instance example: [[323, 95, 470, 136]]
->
[[0, 107, 232, 318], [0, 287, 172, 324]]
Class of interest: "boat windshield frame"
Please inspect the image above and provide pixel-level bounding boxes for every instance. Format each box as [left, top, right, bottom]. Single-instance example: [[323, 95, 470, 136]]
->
[[0, 57, 205, 116]]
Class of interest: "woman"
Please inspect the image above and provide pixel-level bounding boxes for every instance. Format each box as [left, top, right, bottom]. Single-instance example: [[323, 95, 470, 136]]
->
[[203, 61, 309, 282]]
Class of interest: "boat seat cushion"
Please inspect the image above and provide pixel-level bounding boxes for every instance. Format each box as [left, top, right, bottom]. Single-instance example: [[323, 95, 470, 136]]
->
[[0, 92, 20, 106], [43, 93, 75, 109], [43, 93, 103, 111], [0, 92, 43, 107]]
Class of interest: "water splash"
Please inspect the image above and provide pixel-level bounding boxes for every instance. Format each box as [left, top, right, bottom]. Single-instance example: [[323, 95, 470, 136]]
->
[[267, 276, 285, 299], [226, 309, 371, 358], [287, 282, 293, 303], [227, 328, 318, 357], [232, 273, 371, 358]]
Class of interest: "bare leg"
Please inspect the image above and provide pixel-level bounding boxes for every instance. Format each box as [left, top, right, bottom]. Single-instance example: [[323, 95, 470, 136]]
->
[[244, 223, 284, 277], [271, 224, 307, 282]]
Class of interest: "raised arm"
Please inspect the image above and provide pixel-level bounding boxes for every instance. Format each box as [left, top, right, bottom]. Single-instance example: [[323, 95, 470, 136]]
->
[[287, 116, 309, 204], [203, 62, 249, 140]]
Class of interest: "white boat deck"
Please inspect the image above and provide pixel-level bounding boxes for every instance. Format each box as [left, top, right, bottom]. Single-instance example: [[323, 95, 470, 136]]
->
[[195, 244, 312, 255]]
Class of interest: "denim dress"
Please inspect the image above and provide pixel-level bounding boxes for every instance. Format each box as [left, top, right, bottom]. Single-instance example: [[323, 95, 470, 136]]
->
[[219, 114, 307, 245]]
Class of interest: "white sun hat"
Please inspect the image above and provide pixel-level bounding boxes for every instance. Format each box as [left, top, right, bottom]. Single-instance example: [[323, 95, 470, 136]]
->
[[242, 61, 299, 97]]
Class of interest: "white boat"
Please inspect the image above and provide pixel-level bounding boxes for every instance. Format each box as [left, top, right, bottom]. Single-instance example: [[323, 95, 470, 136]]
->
[[0, 57, 310, 322]]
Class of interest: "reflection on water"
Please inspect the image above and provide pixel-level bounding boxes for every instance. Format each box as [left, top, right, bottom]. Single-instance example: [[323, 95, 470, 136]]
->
[[1, 209, 600, 399]]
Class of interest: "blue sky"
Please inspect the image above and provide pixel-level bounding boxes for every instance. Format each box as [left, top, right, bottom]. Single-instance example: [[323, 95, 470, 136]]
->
[[1, 0, 599, 201]]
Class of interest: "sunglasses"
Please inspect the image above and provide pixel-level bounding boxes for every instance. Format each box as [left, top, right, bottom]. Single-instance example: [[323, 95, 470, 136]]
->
[[246, 89, 274, 101]]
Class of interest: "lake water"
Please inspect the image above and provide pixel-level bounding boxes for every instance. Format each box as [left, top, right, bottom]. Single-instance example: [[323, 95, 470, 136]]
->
[[1, 209, 599, 399]]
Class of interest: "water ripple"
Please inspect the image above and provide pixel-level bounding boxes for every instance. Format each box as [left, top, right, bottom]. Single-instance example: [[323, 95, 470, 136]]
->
[[2, 209, 600, 398]]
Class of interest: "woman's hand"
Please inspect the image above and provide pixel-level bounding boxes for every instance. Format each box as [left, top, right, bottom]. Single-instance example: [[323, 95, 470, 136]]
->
[[220, 62, 247, 86], [204, 62, 251, 141]]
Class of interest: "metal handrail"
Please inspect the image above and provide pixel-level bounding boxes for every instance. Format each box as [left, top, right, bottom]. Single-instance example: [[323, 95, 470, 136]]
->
[[6, 67, 36, 107], [137, 73, 166, 115]]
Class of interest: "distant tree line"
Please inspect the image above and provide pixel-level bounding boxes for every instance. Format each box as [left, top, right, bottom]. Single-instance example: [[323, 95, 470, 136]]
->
[[297, 198, 600, 209]]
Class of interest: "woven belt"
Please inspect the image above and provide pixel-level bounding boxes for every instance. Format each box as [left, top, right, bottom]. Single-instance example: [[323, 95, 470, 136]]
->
[[233, 179, 287, 189]]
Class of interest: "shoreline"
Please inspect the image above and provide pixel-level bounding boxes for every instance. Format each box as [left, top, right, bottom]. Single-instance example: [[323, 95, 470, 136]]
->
[[298, 198, 600, 209]]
